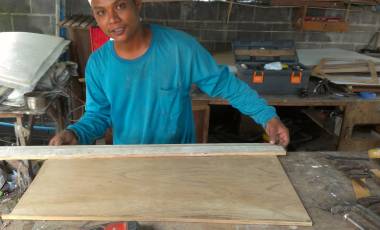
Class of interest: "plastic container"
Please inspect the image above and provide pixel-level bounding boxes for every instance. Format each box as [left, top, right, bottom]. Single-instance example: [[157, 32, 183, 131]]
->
[[232, 40, 310, 95]]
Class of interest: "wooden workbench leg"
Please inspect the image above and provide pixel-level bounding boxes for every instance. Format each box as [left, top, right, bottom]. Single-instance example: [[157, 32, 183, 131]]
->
[[26, 115, 35, 145], [202, 105, 210, 143], [192, 101, 210, 143], [338, 102, 380, 151], [47, 99, 65, 134], [55, 97, 65, 132], [14, 116, 26, 146]]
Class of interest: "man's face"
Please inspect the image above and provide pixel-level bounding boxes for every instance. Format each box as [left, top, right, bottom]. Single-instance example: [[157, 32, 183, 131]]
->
[[91, 0, 142, 42]]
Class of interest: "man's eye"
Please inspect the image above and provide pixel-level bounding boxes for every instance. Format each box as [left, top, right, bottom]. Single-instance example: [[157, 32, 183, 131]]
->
[[96, 10, 105, 16], [116, 2, 127, 10]]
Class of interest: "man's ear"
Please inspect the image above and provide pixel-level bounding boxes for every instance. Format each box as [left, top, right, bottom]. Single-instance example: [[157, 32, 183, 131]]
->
[[134, 0, 143, 11]]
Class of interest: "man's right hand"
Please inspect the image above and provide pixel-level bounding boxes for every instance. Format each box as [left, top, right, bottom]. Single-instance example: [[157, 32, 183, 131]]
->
[[49, 130, 78, 146]]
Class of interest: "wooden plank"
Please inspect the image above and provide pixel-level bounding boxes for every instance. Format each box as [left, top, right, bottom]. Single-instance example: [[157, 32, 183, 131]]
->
[[79, 17, 94, 29], [271, 0, 345, 8], [319, 75, 380, 86], [351, 0, 378, 5], [297, 48, 380, 67], [306, 56, 380, 84], [57, 18, 69, 27], [234, 49, 296, 57], [370, 169, 380, 178], [368, 60, 379, 83], [350, 85, 380, 92], [318, 65, 380, 74], [351, 179, 371, 199], [0, 143, 286, 160], [299, 21, 348, 33], [61, 15, 82, 28], [2, 156, 312, 226], [0, 113, 23, 119], [71, 16, 89, 28], [368, 148, 380, 159]]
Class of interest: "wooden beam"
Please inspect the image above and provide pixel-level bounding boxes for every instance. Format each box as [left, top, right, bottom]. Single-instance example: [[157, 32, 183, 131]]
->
[[234, 49, 296, 57], [226, 0, 233, 24], [368, 148, 380, 159], [352, 179, 371, 199], [0, 143, 286, 160], [271, 0, 345, 8]]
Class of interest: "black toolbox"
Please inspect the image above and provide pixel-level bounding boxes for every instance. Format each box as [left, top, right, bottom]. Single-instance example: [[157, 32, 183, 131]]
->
[[232, 40, 310, 95]]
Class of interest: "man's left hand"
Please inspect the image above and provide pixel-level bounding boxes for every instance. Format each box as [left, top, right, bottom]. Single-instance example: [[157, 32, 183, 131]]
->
[[265, 117, 289, 147]]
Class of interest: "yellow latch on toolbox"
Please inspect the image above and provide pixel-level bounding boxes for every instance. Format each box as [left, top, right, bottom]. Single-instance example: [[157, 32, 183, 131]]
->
[[290, 71, 302, 84], [252, 71, 264, 84]]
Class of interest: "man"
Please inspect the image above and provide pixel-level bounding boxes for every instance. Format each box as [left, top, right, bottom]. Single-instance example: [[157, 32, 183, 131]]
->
[[50, 0, 289, 146]]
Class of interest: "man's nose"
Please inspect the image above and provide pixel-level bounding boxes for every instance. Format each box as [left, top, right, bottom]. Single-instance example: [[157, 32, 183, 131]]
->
[[108, 9, 120, 24]]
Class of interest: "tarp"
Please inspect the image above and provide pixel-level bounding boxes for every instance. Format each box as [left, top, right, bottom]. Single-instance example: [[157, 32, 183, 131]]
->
[[0, 32, 70, 92]]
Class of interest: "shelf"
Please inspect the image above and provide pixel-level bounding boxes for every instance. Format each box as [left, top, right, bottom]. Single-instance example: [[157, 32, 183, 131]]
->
[[302, 109, 339, 137]]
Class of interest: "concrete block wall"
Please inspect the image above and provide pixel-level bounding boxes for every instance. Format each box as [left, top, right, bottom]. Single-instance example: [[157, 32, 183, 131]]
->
[[1, 0, 380, 52], [141, 2, 380, 52], [0, 0, 56, 34], [66, 0, 380, 52]]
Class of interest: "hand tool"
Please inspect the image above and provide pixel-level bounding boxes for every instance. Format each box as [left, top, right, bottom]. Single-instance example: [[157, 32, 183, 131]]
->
[[332, 204, 380, 230], [89, 221, 140, 230]]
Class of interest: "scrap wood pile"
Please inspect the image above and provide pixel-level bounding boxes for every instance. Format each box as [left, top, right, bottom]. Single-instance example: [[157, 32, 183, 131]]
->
[[311, 58, 380, 93], [329, 149, 380, 229]]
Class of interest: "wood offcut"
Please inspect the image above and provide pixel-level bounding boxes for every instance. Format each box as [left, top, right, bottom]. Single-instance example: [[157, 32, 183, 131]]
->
[[0, 143, 286, 160]]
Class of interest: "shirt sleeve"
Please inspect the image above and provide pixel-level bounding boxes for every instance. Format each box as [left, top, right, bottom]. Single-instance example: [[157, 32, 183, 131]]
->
[[190, 40, 277, 127], [67, 56, 111, 144]]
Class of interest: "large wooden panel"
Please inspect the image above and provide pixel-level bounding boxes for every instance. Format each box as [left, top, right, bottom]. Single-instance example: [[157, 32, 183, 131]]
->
[[3, 156, 311, 226]]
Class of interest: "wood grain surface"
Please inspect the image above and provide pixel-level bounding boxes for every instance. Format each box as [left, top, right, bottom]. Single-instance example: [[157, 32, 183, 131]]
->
[[3, 156, 311, 226]]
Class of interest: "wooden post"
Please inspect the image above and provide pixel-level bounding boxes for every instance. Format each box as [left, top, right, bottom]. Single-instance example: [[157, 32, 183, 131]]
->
[[226, 0, 234, 24]]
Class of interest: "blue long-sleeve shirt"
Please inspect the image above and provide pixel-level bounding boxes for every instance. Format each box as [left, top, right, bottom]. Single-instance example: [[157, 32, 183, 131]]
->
[[67, 24, 277, 144]]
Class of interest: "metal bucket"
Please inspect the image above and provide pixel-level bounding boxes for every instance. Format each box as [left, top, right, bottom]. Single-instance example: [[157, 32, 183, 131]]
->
[[24, 92, 49, 111]]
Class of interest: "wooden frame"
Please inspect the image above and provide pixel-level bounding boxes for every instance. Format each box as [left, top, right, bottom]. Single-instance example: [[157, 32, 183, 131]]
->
[[293, 2, 350, 32]]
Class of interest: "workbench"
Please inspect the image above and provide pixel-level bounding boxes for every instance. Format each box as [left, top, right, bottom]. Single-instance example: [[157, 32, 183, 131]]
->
[[0, 97, 65, 146], [192, 93, 380, 151], [1, 151, 377, 229]]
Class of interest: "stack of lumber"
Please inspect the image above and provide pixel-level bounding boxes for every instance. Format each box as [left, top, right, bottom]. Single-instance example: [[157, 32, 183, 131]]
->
[[312, 59, 380, 93], [297, 48, 380, 93], [58, 15, 96, 30]]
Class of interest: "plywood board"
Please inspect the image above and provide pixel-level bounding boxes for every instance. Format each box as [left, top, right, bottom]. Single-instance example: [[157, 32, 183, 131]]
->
[[0, 143, 285, 160], [3, 156, 312, 226], [324, 75, 380, 86], [297, 48, 380, 67]]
